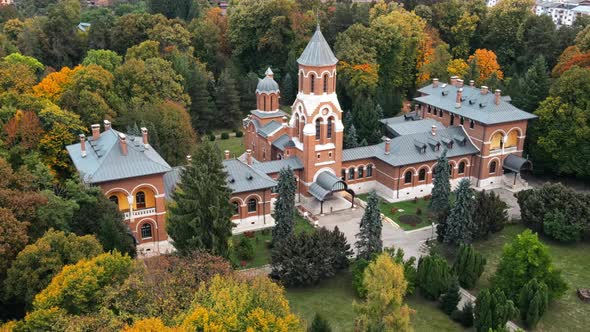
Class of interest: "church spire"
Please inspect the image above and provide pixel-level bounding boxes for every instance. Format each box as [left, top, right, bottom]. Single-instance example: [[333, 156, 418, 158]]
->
[[297, 25, 338, 67]]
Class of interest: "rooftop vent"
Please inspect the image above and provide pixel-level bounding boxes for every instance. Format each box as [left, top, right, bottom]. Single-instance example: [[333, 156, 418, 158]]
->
[[469, 99, 476, 105], [479, 102, 487, 108], [229, 178, 235, 183], [442, 91, 449, 96], [246, 173, 253, 181]]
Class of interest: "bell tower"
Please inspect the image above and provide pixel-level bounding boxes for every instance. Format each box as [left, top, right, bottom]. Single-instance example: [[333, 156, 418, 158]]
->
[[290, 25, 344, 191]]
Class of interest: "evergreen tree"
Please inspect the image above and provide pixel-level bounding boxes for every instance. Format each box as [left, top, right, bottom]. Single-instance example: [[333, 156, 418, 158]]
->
[[126, 122, 141, 136], [431, 150, 451, 239], [215, 68, 241, 129], [416, 254, 452, 300], [344, 124, 360, 149], [513, 56, 549, 113], [452, 244, 486, 289], [464, 58, 481, 85], [239, 72, 259, 115], [355, 191, 383, 260], [167, 142, 234, 257], [188, 64, 213, 132], [282, 72, 295, 105], [474, 288, 518, 332], [472, 190, 509, 239], [440, 277, 461, 315], [352, 96, 382, 145], [272, 168, 297, 244], [444, 178, 476, 246], [309, 313, 332, 332], [518, 278, 549, 328]]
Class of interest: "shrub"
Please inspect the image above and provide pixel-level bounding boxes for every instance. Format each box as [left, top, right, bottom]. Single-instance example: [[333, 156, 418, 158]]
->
[[235, 237, 254, 261], [440, 278, 461, 315], [235, 130, 243, 137], [309, 313, 332, 332], [416, 254, 453, 300], [416, 207, 422, 215], [205, 129, 213, 136], [208, 134, 215, 141], [220, 132, 229, 140], [452, 244, 486, 289], [243, 231, 255, 238], [352, 258, 370, 298], [423, 194, 432, 201], [472, 190, 509, 239]]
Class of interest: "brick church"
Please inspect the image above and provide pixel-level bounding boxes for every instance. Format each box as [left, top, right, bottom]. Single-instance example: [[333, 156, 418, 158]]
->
[[67, 25, 536, 253]]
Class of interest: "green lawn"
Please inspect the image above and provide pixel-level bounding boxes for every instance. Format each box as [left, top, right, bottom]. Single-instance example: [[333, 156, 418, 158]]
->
[[286, 270, 466, 331], [358, 194, 434, 231], [231, 216, 314, 269], [435, 223, 590, 331], [211, 135, 245, 158]]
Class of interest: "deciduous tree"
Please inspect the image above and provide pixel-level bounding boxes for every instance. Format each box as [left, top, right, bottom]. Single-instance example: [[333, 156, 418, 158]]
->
[[82, 49, 123, 73], [468, 49, 503, 84]]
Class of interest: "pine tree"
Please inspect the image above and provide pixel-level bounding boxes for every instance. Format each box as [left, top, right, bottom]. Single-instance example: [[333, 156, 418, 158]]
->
[[444, 178, 476, 245], [188, 65, 212, 132], [513, 56, 549, 113], [272, 168, 296, 244], [472, 190, 508, 240], [167, 142, 234, 257], [440, 277, 461, 315], [452, 244, 486, 289], [518, 278, 549, 328], [309, 313, 332, 332], [474, 288, 518, 332], [282, 72, 295, 105], [352, 96, 382, 145], [344, 123, 360, 149], [239, 72, 259, 114], [355, 191, 383, 260], [215, 68, 241, 129], [416, 254, 452, 300], [431, 150, 451, 240]]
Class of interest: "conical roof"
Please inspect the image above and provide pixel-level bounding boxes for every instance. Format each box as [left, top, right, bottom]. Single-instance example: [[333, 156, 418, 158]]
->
[[297, 25, 338, 67]]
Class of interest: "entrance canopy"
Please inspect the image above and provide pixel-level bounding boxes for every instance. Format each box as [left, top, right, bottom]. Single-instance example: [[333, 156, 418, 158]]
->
[[308, 171, 355, 214], [503, 154, 533, 173]]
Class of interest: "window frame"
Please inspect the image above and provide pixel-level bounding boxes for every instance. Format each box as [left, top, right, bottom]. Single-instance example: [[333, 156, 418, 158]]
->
[[141, 223, 152, 239], [348, 167, 355, 180], [247, 198, 257, 213], [458, 161, 466, 175], [404, 171, 412, 184], [358, 166, 364, 179], [315, 118, 322, 140], [489, 161, 497, 174], [135, 191, 146, 209], [366, 165, 373, 177], [418, 168, 426, 181]]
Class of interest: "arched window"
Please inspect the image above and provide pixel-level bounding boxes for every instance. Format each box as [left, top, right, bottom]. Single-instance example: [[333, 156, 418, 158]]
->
[[232, 202, 239, 216], [348, 167, 355, 180], [141, 223, 152, 239], [450, 114, 455, 126], [270, 96, 273, 110], [358, 166, 364, 178], [404, 171, 412, 184], [109, 195, 119, 206], [136, 191, 146, 209], [263, 96, 266, 111], [458, 161, 466, 174], [490, 132, 504, 150], [310, 74, 315, 93], [470, 119, 475, 129], [300, 116, 306, 138], [433, 108, 438, 116], [366, 165, 373, 177], [248, 198, 257, 213], [295, 113, 300, 138], [505, 130, 518, 148], [323, 74, 328, 93], [440, 110, 444, 118], [341, 169, 346, 180], [315, 118, 322, 140], [449, 163, 454, 176], [489, 161, 497, 174], [327, 116, 333, 139], [418, 168, 426, 181]]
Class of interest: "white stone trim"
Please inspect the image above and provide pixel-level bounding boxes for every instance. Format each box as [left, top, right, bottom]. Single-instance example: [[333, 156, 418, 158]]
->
[[315, 160, 335, 166], [315, 143, 335, 151]]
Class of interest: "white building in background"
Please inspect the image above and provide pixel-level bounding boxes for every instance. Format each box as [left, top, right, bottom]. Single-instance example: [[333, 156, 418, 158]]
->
[[0, 0, 14, 5], [487, 0, 590, 27]]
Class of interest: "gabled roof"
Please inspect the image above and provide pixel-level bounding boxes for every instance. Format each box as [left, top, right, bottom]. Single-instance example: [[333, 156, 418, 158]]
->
[[252, 157, 303, 174], [223, 159, 276, 194], [343, 126, 479, 166], [250, 109, 288, 119], [271, 134, 292, 151], [381, 115, 444, 137], [415, 84, 537, 125], [297, 25, 338, 67], [66, 129, 172, 184]]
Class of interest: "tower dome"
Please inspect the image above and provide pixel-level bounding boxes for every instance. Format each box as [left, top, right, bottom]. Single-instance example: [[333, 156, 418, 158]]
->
[[255, 67, 280, 112]]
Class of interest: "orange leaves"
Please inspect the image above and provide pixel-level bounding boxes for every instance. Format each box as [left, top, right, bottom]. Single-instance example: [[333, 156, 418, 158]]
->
[[33, 65, 82, 102], [468, 49, 503, 83], [551, 46, 590, 77], [3, 110, 44, 149], [338, 61, 379, 98]]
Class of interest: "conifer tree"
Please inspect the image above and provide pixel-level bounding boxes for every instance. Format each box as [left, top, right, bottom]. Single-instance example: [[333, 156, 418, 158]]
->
[[513, 56, 549, 113], [452, 244, 486, 289], [239, 72, 259, 114], [355, 191, 383, 260], [431, 150, 451, 239], [215, 68, 241, 129], [188, 64, 212, 132], [444, 178, 476, 246], [440, 277, 461, 315], [472, 190, 509, 239], [352, 96, 381, 145], [344, 124, 360, 148], [272, 167, 296, 244], [309, 313, 332, 332], [167, 142, 234, 257], [282, 72, 295, 105], [416, 254, 452, 300], [474, 288, 518, 332], [518, 278, 549, 328]]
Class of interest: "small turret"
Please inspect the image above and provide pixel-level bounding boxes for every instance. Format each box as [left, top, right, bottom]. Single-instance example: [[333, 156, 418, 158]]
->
[[255, 67, 280, 112]]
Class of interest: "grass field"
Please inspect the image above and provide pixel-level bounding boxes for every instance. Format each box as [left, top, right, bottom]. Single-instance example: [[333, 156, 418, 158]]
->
[[230, 215, 314, 269], [285, 271, 466, 331], [358, 194, 434, 230], [211, 135, 245, 158]]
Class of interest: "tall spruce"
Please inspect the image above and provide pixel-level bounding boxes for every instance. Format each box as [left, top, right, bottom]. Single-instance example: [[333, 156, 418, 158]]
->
[[512, 56, 549, 113], [352, 96, 382, 145], [215, 68, 241, 129], [518, 278, 549, 328], [440, 277, 461, 315], [281, 72, 295, 105], [416, 254, 453, 300], [272, 168, 297, 244], [188, 64, 213, 132], [167, 142, 234, 257], [452, 244, 486, 289], [444, 178, 476, 246], [239, 72, 259, 115], [355, 191, 383, 260], [431, 150, 451, 240], [474, 288, 519, 332], [344, 124, 360, 148]]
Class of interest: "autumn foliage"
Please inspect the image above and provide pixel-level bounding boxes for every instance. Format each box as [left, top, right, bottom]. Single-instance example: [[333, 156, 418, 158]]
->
[[33, 65, 82, 102], [468, 49, 503, 82]]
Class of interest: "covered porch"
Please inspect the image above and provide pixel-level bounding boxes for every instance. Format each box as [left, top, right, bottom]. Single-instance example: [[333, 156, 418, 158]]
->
[[306, 171, 355, 215]]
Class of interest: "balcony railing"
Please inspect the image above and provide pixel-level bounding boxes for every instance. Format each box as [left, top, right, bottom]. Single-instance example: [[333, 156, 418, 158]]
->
[[123, 207, 156, 220]]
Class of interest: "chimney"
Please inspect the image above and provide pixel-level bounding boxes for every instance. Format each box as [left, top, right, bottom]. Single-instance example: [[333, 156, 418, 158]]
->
[[118, 133, 127, 155], [384, 138, 391, 155], [432, 78, 439, 88], [494, 89, 502, 105], [431, 125, 437, 136], [480, 86, 489, 95], [282, 116, 288, 126], [456, 88, 463, 108], [141, 127, 149, 148], [246, 149, 253, 166], [224, 150, 230, 160], [91, 124, 100, 140], [79, 134, 87, 157], [457, 79, 464, 88], [103, 119, 111, 131], [469, 80, 475, 87], [186, 155, 192, 163], [450, 76, 458, 86]]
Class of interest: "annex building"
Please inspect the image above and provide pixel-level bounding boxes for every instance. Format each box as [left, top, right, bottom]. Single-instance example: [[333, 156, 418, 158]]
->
[[67, 26, 536, 255]]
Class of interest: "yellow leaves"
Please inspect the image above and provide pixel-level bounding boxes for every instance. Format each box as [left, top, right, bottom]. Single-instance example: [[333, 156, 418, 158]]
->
[[447, 59, 469, 78], [338, 61, 379, 98], [122, 318, 181, 332], [33, 65, 82, 102], [468, 49, 504, 82]]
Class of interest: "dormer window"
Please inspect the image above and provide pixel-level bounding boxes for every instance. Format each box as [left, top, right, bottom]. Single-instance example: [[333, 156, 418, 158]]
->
[[421, 146, 427, 154], [448, 141, 454, 149]]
